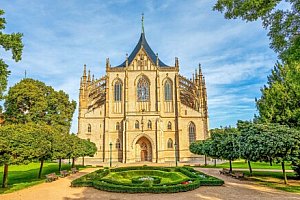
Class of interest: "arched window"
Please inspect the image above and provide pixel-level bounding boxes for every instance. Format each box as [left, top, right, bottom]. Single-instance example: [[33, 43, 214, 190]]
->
[[167, 121, 172, 130], [116, 122, 120, 130], [189, 122, 196, 144], [167, 138, 173, 148], [135, 120, 139, 129], [114, 81, 122, 101], [88, 124, 91, 133], [137, 76, 149, 101], [115, 139, 121, 149], [164, 80, 172, 101]]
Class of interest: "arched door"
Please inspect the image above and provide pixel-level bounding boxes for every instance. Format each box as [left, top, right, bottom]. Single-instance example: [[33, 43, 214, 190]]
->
[[136, 137, 152, 162]]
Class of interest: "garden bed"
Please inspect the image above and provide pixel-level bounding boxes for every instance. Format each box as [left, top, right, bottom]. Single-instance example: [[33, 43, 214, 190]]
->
[[71, 166, 224, 193]]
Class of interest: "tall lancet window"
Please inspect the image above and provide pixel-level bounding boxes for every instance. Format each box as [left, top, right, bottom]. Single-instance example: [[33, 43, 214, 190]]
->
[[164, 80, 172, 101], [137, 76, 149, 101], [189, 122, 196, 144], [114, 81, 122, 101]]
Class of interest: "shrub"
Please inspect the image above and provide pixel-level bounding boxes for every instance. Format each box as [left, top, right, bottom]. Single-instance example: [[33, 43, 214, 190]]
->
[[71, 166, 224, 193]]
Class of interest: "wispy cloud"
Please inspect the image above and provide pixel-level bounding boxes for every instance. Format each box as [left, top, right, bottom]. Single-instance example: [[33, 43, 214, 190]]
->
[[2, 0, 277, 132]]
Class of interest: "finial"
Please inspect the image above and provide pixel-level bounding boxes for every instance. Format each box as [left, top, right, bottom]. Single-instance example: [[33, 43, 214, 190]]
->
[[83, 64, 87, 77], [106, 58, 110, 70], [175, 57, 179, 68], [195, 69, 198, 77], [199, 63, 202, 75], [156, 53, 159, 66], [87, 70, 91, 82], [141, 13, 145, 34], [92, 74, 95, 82], [126, 53, 129, 67]]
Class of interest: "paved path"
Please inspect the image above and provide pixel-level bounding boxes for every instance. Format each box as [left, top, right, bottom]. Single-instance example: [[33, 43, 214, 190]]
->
[[1, 168, 299, 200]]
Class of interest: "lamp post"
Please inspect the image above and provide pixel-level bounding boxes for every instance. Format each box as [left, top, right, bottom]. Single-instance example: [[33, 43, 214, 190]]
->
[[174, 142, 178, 167], [109, 142, 112, 168]]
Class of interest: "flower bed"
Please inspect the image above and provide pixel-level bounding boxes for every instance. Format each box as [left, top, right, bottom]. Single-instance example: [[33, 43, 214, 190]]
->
[[71, 166, 224, 193]]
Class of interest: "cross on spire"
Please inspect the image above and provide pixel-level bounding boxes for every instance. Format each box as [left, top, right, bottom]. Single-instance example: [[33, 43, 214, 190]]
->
[[141, 13, 145, 34]]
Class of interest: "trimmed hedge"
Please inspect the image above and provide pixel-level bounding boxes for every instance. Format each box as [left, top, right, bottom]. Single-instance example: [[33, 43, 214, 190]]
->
[[71, 166, 224, 193]]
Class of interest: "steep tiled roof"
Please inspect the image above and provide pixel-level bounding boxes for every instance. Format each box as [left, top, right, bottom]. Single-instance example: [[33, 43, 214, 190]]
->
[[116, 33, 169, 67]]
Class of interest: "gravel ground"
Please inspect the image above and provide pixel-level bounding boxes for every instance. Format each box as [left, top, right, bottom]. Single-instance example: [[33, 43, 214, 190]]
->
[[1, 167, 299, 200]]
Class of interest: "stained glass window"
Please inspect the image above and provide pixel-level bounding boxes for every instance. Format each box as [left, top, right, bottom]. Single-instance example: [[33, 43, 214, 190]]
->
[[114, 81, 122, 101], [164, 80, 172, 101], [137, 76, 149, 101], [189, 122, 196, 144]]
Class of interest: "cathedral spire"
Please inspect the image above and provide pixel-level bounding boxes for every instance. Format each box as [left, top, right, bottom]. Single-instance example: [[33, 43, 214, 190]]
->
[[141, 13, 145, 34], [87, 70, 91, 83]]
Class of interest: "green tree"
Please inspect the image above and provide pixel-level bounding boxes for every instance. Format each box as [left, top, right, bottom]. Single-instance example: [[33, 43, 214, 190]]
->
[[81, 139, 97, 166], [256, 62, 300, 127], [190, 127, 240, 172], [213, 0, 300, 57], [4, 78, 76, 132], [52, 133, 71, 171], [0, 9, 23, 102], [0, 124, 34, 188]]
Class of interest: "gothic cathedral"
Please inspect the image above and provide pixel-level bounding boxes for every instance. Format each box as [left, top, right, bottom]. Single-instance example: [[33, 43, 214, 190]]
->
[[78, 24, 209, 164]]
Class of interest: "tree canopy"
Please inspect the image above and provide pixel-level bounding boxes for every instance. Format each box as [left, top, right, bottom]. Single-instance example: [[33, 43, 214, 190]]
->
[[256, 62, 300, 127], [4, 78, 76, 132], [0, 9, 23, 102], [213, 0, 300, 57]]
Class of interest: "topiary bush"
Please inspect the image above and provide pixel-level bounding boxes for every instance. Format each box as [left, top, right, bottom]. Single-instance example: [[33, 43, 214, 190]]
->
[[71, 166, 224, 193]]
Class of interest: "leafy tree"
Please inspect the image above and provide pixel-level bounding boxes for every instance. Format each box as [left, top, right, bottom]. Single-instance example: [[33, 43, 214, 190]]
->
[[0, 124, 34, 188], [29, 124, 56, 178], [190, 127, 240, 172], [4, 78, 76, 132], [213, 0, 300, 57], [81, 139, 97, 166], [0, 9, 23, 102], [256, 62, 300, 127], [218, 128, 241, 173], [52, 133, 71, 171]]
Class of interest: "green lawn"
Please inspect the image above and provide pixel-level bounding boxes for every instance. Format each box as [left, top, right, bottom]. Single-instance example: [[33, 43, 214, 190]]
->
[[242, 171, 300, 193], [0, 162, 84, 194], [201, 160, 292, 170]]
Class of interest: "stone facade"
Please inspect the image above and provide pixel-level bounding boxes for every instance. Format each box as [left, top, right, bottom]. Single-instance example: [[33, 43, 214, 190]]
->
[[77, 30, 209, 164]]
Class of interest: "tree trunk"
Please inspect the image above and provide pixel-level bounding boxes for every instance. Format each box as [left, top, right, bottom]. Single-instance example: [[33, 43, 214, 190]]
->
[[2, 164, 8, 188], [229, 160, 232, 173], [82, 156, 85, 166], [38, 159, 44, 179], [72, 157, 75, 168], [214, 159, 217, 167], [270, 158, 273, 166], [282, 161, 288, 184], [58, 158, 62, 171], [248, 160, 252, 176], [204, 155, 207, 166]]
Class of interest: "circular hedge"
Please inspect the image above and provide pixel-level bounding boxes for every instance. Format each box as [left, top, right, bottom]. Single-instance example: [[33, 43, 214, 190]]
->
[[71, 166, 224, 193]]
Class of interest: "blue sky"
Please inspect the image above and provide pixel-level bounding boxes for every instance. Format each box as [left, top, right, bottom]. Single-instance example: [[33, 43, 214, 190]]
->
[[1, 0, 277, 133]]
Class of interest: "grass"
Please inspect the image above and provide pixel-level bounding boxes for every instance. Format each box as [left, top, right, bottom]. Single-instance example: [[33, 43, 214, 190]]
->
[[242, 171, 300, 193], [103, 170, 189, 184], [0, 162, 85, 194], [201, 160, 292, 170]]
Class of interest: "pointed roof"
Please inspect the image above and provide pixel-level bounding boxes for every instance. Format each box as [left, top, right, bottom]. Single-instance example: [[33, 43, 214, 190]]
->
[[116, 32, 169, 67]]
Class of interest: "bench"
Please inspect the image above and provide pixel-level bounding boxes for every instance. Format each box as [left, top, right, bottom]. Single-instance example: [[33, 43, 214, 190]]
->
[[60, 170, 70, 177], [46, 173, 58, 182], [71, 167, 79, 174], [219, 168, 231, 175], [232, 172, 244, 179]]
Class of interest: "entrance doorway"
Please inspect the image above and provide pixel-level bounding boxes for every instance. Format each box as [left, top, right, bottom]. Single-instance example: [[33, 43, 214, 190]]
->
[[135, 137, 152, 162]]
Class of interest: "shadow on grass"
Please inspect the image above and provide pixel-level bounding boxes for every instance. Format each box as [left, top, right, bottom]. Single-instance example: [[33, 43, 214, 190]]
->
[[0, 163, 85, 194]]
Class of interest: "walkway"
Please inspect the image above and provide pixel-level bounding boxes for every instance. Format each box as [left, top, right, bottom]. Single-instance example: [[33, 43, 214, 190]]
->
[[1, 168, 299, 200]]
